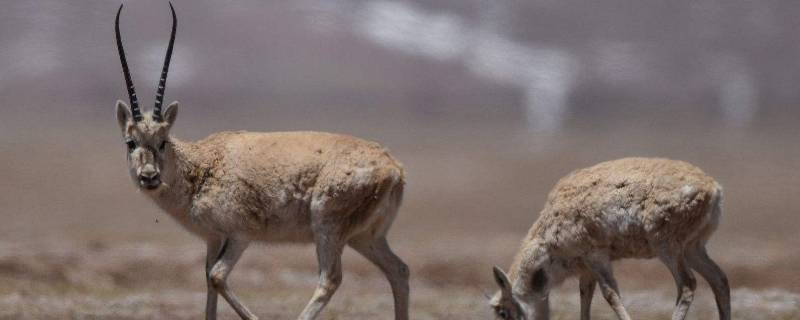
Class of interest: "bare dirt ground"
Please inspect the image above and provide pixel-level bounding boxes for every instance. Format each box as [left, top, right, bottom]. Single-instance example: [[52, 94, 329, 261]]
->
[[1, 239, 798, 320], [1, 113, 798, 319]]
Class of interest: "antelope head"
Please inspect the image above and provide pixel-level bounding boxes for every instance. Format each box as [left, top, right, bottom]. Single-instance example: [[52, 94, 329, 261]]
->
[[114, 3, 179, 191], [489, 259, 553, 319]]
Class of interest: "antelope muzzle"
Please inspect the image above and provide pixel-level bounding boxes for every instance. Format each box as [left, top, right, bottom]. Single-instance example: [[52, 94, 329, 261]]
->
[[138, 164, 161, 190]]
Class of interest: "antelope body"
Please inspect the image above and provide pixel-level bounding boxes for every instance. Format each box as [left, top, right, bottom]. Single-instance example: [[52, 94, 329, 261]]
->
[[490, 158, 730, 320], [113, 4, 409, 320]]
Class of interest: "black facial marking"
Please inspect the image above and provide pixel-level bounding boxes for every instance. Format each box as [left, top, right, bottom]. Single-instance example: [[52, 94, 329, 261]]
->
[[159, 140, 168, 151], [125, 139, 136, 152]]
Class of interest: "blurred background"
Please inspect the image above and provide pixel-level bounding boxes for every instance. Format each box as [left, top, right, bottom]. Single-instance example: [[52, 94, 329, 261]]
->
[[0, 1, 798, 319]]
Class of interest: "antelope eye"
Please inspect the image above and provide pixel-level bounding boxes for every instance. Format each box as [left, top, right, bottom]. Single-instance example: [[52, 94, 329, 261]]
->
[[125, 140, 136, 151], [159, 140, 167, 151]]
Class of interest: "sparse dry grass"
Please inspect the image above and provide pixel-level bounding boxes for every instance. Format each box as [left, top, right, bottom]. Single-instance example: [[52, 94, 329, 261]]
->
[[0, 239, 798, 319]]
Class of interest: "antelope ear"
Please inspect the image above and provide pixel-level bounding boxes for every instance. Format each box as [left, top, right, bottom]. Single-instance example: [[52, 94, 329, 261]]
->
[[492, 266, 513, 296], [163, 101, 179, 128], [116, 100, 132, 130]]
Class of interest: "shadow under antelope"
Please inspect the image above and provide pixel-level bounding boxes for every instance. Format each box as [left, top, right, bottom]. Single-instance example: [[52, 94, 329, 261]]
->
[[490, 158, 730, 320], [113, 4, 409, 320]]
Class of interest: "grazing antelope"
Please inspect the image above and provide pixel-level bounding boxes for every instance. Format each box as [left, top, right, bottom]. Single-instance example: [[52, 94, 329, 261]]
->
[[490, 158, 730, 320], [113, 4, 409, 320]]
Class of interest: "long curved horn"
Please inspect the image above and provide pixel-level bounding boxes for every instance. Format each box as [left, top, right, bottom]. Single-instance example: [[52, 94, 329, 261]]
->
[[153, 2, 177, 122], [115, 4, 142, 122]]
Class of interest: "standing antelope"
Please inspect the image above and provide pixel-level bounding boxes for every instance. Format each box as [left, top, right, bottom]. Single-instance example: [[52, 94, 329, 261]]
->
[[490, 158, 730, 320], [113, 4, 409, 320]]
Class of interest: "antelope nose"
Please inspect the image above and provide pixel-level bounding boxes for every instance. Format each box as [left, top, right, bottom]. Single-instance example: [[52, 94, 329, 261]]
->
[[140, 165, 158, 179], [139, 165, 161, 190]]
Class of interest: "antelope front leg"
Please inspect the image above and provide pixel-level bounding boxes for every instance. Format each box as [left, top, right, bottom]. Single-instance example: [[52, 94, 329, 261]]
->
[[579, 274, 596, 320], [205, 238, 224, 320], [208, 238, 258, 320], [297, 235, 345, 320], [585, 256, 631, 320]]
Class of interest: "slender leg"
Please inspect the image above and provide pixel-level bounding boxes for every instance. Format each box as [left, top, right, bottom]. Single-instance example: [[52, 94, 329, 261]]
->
[[585, 256, 631, 320], [349, 236, 410, 320], [206, 238, 224, 320], [297, 235, 345, 320], [579, 273, 596, 320], [208, 238, 258, 320], [686, 245, 730, 320], [659, 249, 697, 320]]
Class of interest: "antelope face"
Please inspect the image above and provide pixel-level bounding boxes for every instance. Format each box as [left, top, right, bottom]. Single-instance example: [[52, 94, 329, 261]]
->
[[489, 293, 526, 320], [116, 101, 178, 191]]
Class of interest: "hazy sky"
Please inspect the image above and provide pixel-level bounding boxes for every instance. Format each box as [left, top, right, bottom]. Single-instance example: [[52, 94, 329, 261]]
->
[[1, 0, 798, 132]]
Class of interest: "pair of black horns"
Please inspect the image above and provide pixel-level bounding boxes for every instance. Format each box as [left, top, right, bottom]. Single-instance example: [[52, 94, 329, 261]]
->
[[115, 2, 177, 122]]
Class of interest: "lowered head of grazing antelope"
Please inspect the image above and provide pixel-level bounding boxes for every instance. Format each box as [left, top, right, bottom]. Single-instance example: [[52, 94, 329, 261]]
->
[[114, 3, 178, 191], [113, 3, 410, 320], [490, 261, 551, 320]]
